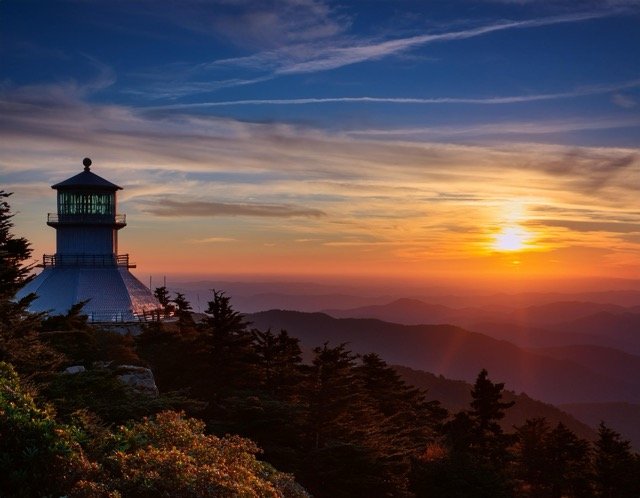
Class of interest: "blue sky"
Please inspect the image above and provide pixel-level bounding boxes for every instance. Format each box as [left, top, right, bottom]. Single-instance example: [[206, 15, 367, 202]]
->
[[1, 0, 640, 283]]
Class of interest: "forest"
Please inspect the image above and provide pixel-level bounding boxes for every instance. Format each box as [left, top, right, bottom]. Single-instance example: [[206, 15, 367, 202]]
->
[[2, 189, 640, 498]]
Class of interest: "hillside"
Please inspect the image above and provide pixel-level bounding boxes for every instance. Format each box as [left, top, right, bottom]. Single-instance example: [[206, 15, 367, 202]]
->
[[323, 298, 640, 353], [394, 365, 596, 441], [248, 310, 639, 405], [559, 402, 640, 451], [531, 345, 640, 387]]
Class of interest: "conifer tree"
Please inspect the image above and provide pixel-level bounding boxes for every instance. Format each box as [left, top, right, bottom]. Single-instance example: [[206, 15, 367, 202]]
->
[[253, 328, 303, 398], [197, 290, 258, 394], [0, 190, 40, 336], [593, 422, 640, 498], [0, 191, 62, 375], [173, 292, 196, 331], [544, 422, 592, 498], [512, 417, 552, 497], [467, 368, 515, 466]]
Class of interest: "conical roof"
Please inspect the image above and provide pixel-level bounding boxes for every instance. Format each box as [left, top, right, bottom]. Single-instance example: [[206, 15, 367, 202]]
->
[[51, 158, 122, 191], [17, 266, 160, 322]]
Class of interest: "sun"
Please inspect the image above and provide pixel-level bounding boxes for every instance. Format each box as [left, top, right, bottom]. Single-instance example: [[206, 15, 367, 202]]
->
[[493, 225, 531, 252]]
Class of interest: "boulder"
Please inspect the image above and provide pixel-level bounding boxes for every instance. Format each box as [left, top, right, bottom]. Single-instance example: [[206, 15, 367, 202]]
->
[[63, 365, 86, 375], [115, 365, 159, 397]]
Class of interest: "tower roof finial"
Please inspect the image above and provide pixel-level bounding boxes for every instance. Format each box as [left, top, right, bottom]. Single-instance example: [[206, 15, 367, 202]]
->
[[83, 157, 92, 172]]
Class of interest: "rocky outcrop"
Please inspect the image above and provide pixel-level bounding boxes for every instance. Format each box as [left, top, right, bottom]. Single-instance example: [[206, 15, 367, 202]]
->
[[115, 365, 159, 397], [63, 365, 86, 374]]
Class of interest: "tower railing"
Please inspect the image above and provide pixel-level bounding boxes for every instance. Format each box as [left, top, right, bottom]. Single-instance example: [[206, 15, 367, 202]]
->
[[41, 253, 135, 268], [47, 213, 126, 225]]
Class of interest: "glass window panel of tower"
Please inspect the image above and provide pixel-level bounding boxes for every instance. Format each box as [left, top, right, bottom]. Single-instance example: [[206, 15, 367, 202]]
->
[[59, 191, 114, 215]]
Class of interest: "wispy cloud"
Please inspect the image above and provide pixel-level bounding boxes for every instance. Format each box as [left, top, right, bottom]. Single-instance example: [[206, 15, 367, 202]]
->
[[529, 219, 640, 233], [207, 11, 612, 77], [143, 77, 640, 110], [187, 236, 237, 243], [140, 199, 326, 218], [347, 116, 640, 139], [612, 93, 637, 108], [2, 83, 640, 274]]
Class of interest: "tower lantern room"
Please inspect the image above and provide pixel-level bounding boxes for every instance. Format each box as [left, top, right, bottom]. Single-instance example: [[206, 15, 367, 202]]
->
[[16, 158, 161, 323], [47, 157, 126, 262]]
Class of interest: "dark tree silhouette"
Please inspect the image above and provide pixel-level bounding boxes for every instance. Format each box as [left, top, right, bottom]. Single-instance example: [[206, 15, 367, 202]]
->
[[593, 422, 640, 498]]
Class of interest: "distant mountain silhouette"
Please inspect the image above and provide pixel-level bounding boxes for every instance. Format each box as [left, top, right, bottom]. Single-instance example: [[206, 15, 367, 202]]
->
[[532, 344, 640, 387], [247, 310, 639, 405], [394, 365, 596, 442], [559, 402, 640, 451], [323, 298, 640, 353]]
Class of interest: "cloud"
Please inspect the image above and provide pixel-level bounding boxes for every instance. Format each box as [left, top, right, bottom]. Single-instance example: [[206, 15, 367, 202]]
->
[[529, 219, 640, 233], [2, 81, 640, 268], [140, 199, 326, 218], [612, 93, 637, 108], [187, 236, 237, 243], [347, 116, 640, 139], [207, 11, 612, 77], [144, 78, 640, 110]]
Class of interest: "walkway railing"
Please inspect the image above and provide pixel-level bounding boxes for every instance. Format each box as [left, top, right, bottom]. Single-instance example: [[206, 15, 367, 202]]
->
[[42, 253, 134, 268], [47, 213, 126, 225], [85, 308, 165, 323]]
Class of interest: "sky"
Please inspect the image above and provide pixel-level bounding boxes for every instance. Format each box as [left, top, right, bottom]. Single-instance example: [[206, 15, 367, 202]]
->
[[1, 0, 640, 288]]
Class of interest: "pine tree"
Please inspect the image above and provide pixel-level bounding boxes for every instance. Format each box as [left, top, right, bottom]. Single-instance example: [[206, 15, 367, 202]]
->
[[173, 292, 195, 331], [545, 422, 592, 498], [196, 290, 258, 394], [0, 191, 62, 375], [253, 328, 303, 399], [593, 422, 640, 498], [355, 353, 448, 494], [0, 190, 40, 336], [512, 417, 552, 497], [468, 368, 515, 465], [300, 344, 391, 497], [153, 286, 174, 318]]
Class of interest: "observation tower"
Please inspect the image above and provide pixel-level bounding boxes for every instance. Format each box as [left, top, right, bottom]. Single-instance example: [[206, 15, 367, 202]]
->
[[17, 158, 161, 322]]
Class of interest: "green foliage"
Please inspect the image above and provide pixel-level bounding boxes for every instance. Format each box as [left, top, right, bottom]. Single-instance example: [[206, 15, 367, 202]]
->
[[41, 328, 142, 368], [0, 190, 34, 301], [92, 411, 309, 498], [0, 361, 91, 497], [412, 369, 517, 497], [0, 191, 64, 377], [174, 291, 196, 330], [41, 300, 92, 332]]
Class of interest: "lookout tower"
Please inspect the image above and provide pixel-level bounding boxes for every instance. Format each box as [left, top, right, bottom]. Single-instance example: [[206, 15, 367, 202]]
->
[[17, 158, 161, 322]]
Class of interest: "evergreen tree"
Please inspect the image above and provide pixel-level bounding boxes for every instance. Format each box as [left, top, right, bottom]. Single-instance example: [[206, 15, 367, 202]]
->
[[467, 368, 515, 466], [412, 369, 516, 498], [197, 290, 258, 393], [593, 422, 640, 498], [0, 191, 63, 376], [153, 286, 174, 318], [0, 190, 40, 337], [512, 417, 552, 497], [544, 422, 592, 498], [301, 343, 389, 497], [253, 328, 303, 399], [355, 353, 448, 495], [173, 292, 195, 331]]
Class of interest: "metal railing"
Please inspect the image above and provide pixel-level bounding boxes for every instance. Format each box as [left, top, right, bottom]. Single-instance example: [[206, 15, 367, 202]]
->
[[41, 253, 134, 268], [47, 213, 126, 225], [85, 308, 165, 323]]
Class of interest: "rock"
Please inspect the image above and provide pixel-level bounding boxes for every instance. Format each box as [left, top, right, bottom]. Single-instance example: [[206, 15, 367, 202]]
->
[[115, 365, 159, 397], [63, 365, 86, 374]]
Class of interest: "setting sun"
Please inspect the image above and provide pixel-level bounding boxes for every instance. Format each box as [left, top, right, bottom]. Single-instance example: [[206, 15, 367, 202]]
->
[[493, 226, 531, 252]]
